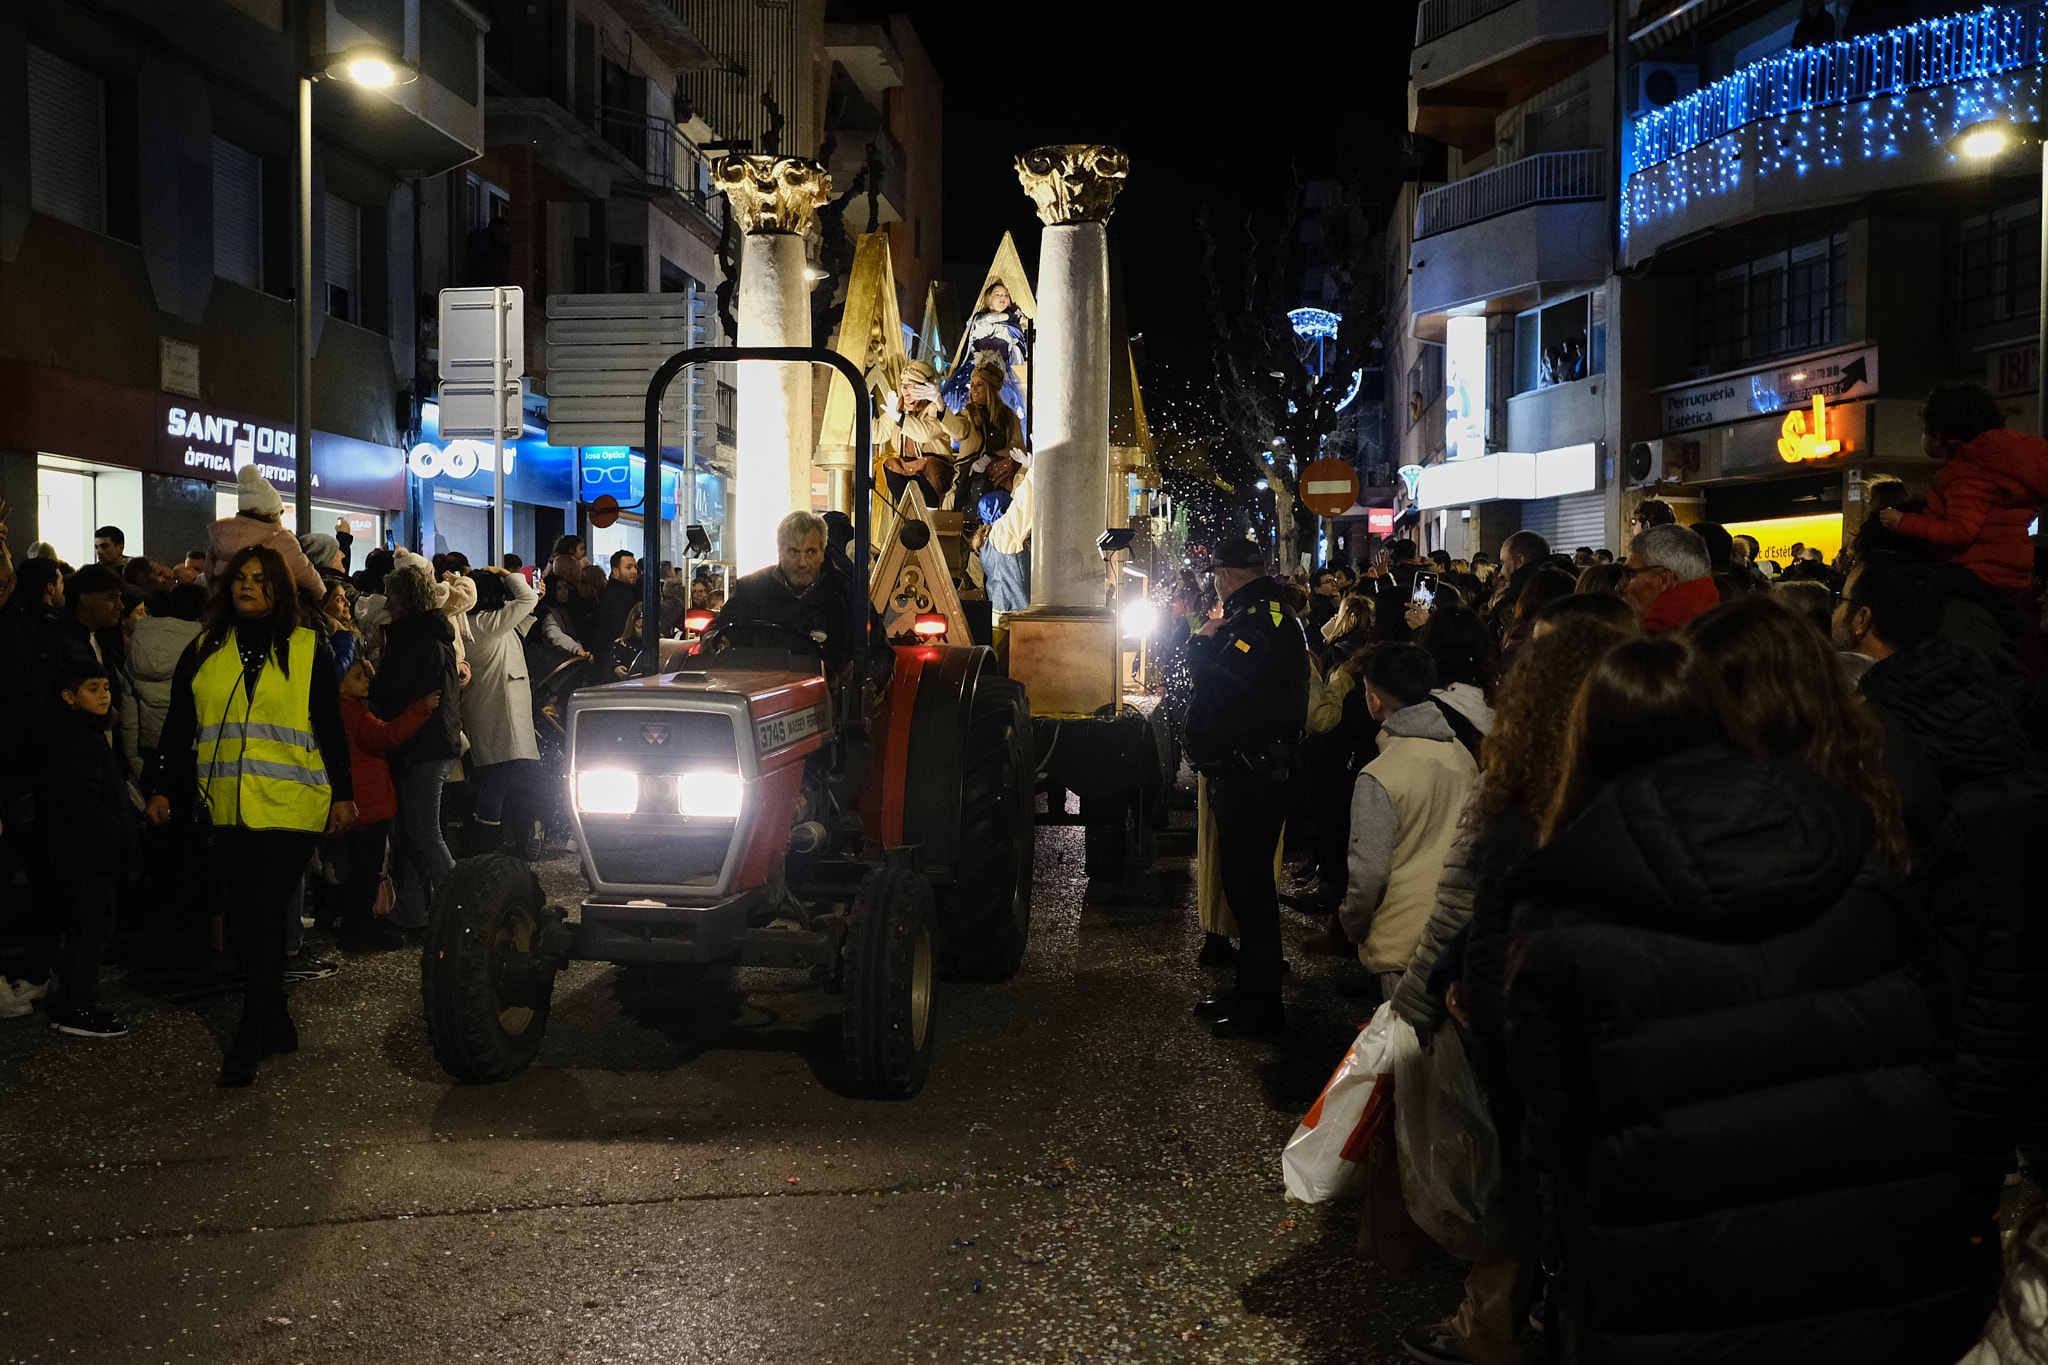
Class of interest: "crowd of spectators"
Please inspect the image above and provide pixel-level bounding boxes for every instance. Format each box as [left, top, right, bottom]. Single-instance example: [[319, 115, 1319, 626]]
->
[[1180, 382, 2048, 1364], [0, 462, 731, 1077]]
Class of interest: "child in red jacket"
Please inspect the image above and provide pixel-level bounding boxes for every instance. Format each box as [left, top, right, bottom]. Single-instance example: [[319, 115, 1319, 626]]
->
[[337, 658, 439, 951], [1879, 384, 2048, 603]]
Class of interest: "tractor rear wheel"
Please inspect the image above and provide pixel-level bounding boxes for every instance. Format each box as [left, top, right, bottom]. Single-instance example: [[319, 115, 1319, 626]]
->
[[941, 676, 1034, 982], [843, 861, 937, 1100], [421, 855, 559, 1083]]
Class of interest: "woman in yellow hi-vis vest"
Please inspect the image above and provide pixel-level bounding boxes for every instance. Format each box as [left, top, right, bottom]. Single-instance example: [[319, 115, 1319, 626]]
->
[[146, 545, 356, 1087]]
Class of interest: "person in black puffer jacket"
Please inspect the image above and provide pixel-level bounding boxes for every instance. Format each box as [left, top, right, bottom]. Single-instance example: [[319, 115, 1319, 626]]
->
[[1506, 636, 1984, 1365], [368, 564, 462, 932], [1836, 553, 2048, 1223]]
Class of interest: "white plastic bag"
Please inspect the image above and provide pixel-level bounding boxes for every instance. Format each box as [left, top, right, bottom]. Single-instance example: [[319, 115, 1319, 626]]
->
[[1393, 1020, 1503, 1259], [1282, 1002, 1414, 1202]]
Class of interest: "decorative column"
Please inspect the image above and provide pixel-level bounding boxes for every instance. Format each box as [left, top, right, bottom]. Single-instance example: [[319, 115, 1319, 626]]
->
[[996, 146, 1130, 719], [715, 154, 831, 571], [1016, 145, 1128, 608]]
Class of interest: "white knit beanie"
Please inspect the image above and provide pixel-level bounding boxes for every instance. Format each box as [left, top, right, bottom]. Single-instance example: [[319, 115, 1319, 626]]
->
[[236, 465, 284, 517]]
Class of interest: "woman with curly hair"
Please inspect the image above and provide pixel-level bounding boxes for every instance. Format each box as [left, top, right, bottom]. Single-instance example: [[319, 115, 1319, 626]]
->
[[1389, 612, 1637, 1365]]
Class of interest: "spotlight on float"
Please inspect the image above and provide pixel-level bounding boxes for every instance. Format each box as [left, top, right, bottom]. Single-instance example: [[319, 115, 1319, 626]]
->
[[682, 608, 715, 634], [911, 613, 948, 638], [1120, 600, 1158, 638]]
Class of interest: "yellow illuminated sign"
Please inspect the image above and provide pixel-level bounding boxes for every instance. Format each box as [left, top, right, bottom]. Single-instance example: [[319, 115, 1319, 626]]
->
[[1778, 395, 1843, 462], [1721, 513, 1843, 567]]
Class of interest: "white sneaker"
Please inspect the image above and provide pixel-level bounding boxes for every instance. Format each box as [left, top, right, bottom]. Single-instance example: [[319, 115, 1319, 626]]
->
[[8, 977, 49, 1004], [0, 979, 30, 1020]]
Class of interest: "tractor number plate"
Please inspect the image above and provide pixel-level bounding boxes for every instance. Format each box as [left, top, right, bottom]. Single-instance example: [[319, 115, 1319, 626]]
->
[[755, 705, 824, 753]]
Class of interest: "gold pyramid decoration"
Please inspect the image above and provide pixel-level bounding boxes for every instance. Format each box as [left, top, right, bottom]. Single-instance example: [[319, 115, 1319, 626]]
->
[[819, 230, 908, 475], [869, 481, 972, 646]]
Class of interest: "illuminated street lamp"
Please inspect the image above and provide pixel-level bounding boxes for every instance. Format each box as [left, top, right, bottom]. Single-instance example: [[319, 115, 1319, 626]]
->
[[1954, 118, 2048, 437], [293, 39, 418, 528]]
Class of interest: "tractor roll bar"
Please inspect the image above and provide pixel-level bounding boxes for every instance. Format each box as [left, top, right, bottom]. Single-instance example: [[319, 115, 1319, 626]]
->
[[638, 346, 873, 683]]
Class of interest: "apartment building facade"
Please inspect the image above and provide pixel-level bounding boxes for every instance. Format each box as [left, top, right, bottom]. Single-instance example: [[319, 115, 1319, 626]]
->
[[1398, 0, 2040, 566], [0, 0, 941, 573], [0, 0, 488, 565]]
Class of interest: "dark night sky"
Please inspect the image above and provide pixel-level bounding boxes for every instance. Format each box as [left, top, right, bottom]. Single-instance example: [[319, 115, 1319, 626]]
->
[[833, 1, 1420, 397]]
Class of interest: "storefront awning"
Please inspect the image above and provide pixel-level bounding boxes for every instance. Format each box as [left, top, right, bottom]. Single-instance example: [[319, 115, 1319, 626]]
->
[[1416, 444, 1601, 510]]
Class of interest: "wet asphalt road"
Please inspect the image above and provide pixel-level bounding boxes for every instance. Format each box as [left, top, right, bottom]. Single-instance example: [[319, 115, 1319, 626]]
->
[[0, 807, 1461, 1364]]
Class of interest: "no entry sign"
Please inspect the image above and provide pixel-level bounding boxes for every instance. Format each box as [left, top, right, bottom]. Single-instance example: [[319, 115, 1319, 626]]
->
[[1299, 458, 1360, 517]]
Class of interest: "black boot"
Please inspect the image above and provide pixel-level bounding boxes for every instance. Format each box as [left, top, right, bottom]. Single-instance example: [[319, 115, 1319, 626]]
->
[[219, 997, 295, 1087]]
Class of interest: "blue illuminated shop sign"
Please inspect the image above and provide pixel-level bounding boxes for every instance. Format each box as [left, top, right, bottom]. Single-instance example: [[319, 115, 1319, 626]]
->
[[412, 402, 575, 506], [577, 447, 686, 521]]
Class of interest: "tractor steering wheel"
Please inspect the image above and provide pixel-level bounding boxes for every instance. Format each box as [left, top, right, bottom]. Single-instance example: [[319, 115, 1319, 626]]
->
[[696, 618, 829, 667]]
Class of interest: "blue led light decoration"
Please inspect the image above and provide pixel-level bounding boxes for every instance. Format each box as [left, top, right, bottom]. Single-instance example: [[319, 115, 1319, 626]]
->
[[1287, 307, 1365, 413], [1621, 4, 2048, 251]]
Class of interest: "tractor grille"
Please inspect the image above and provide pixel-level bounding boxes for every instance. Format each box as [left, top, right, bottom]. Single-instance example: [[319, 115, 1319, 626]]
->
[[573, 709, 739, 772], [582, 819, 733, 887], [574, 708, 742, 889]]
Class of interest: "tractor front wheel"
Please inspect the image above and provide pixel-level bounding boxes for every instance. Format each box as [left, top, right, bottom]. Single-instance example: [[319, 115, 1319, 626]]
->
[[843, 862, 937, 1100], [422, 855, 559, 1083]]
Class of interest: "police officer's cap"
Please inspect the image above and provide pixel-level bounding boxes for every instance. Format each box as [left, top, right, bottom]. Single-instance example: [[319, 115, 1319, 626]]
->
[[1207, 539, 1267, 573]]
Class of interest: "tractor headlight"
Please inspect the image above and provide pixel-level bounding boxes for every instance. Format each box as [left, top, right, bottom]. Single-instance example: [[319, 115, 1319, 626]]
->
[[678, 771, 744, 819], [574, 769, 640, 815]]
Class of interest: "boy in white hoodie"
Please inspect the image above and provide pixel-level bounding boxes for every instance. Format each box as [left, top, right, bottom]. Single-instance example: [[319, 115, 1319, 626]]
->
[[1340, 643, 1479, 998]]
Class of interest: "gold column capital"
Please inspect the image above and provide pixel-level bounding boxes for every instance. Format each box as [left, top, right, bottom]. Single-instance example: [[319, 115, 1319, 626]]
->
[[1015, 145, 1129, 226], [714, 155, 832, 235]]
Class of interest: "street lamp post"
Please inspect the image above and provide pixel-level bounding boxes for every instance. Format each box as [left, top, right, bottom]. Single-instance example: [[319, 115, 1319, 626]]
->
[[1954, 120, 2048, 439], [295, 39, 417, 531]]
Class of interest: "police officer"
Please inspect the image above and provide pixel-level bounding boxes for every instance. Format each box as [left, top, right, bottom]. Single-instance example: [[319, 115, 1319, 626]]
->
[[1186, 539, 1309, 1038]]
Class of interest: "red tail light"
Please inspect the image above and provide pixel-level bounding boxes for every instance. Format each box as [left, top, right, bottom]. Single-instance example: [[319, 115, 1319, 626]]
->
[[911, 613, 948, 638], [683, 609, 714, 633]]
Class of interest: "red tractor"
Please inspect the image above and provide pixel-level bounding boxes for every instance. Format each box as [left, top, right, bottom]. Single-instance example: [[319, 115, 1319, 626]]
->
[[421, 348, 1035, 1099]]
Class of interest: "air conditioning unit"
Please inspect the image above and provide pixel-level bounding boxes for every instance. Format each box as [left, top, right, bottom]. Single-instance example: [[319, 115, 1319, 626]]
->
[[1624, 438, 1699, 491], [1630, 62, 1700, 116]]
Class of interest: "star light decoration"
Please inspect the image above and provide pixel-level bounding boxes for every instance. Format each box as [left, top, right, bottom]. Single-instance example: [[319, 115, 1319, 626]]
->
[[1620, 4, 2047, 252]]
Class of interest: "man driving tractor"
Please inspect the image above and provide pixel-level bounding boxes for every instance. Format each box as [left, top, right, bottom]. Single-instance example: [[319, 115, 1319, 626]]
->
[[709, 510, 857, 675]]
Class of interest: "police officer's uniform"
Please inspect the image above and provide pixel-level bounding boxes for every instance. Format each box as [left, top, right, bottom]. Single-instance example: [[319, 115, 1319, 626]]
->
[[1184, 541, 1309, 1034]]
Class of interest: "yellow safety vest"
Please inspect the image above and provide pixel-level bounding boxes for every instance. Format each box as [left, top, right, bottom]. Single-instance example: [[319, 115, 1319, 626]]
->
[[191, 627, 332, 832]]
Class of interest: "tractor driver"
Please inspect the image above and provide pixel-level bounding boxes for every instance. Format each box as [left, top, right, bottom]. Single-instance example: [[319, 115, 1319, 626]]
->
[[711, 510, 854, 675]]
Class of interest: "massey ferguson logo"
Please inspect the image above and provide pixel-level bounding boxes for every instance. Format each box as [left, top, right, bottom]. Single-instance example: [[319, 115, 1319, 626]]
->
[[640, 723, 671, 746]]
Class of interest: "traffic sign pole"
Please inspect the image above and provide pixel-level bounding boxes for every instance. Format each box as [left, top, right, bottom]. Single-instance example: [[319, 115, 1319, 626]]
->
[[438, 286, 524, 565], [493, 292, 507, 566]]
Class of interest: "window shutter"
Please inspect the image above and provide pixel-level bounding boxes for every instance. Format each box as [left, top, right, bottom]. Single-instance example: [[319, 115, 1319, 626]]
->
[[1519, 491, 1607, 552], [212, 139, 262, 289], [324, 193, 361, 322], [27, 46, 104, 232]]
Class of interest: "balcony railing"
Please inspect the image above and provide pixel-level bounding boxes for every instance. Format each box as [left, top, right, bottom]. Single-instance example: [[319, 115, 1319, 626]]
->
[[1417, 0, 1519, 46], [1415, 150, 1605, 238], [1626, 3, 2048, 175], [599, 108, 725, 225]]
